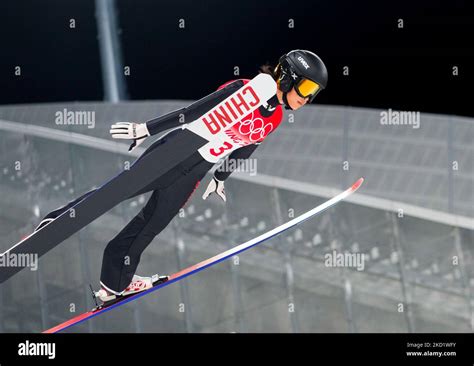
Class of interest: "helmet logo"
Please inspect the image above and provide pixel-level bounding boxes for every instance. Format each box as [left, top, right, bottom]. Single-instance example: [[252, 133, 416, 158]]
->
[[297, 56, 310, 69]]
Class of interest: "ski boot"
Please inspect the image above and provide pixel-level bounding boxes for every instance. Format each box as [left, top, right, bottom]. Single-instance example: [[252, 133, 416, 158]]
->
[[91, 274, 169, 310]]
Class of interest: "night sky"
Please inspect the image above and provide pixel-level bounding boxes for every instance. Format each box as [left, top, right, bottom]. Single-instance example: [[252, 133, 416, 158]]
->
[[0, 0, 471, 116]]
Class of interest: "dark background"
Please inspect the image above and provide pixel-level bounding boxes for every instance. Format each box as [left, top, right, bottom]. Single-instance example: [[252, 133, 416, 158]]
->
[[0, 0, 472, 116]]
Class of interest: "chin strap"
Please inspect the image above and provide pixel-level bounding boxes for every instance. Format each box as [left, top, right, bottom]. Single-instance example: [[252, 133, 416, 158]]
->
[[282, 92, 294, 110]]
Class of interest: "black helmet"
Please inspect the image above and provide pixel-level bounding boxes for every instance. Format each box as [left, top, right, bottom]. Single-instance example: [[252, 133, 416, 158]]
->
[[275, 49, 328, 109]]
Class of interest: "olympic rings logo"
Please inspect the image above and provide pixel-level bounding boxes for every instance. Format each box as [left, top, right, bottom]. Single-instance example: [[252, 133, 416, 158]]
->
[[237, 112, 273, 143]]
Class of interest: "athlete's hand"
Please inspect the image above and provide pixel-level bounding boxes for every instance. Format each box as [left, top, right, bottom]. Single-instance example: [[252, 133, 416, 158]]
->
[[110, 122, 151, 152], [202, 177, 226, 202]]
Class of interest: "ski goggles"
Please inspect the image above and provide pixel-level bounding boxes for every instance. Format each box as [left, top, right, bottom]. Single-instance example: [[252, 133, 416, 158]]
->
[[294, 78, 322, 101]]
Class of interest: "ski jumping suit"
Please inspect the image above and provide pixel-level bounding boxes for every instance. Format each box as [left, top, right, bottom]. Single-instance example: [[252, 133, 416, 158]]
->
[[41, 79, 283, 293]]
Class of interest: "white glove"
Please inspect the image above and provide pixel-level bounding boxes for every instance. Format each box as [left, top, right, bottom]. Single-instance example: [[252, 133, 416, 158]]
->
[[110, 122, 151, 152], [202, 177, 226, 202]]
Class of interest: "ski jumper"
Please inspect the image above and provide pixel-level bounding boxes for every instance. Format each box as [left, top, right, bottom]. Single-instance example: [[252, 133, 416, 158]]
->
[[41, 79, 283, 293]]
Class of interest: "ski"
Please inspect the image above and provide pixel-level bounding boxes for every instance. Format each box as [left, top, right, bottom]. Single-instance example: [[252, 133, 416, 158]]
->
[[0, 74, 276, 284], [43, 178, 364, 333]]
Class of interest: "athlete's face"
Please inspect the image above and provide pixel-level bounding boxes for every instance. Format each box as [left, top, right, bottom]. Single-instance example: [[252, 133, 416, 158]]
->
[[286, 87, 308, 110]]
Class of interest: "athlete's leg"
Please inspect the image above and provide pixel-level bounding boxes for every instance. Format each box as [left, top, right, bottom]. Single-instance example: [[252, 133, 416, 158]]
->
[[36, 129, 188, 231], [100, 156, 211, 293]]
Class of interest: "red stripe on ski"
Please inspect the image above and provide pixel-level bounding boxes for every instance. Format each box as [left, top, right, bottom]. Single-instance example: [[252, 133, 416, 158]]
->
[[351, 177, 364, 192], [43, 311, 97, 334]]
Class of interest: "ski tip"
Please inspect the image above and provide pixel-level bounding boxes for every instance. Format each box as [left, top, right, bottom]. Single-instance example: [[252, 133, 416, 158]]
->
[[351, 177, 364, 192]]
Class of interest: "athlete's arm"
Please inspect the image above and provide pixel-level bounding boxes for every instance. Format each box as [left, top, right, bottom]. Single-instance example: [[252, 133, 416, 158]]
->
[[110, 80, 245, 151], [214, 143, 260, 181], [202, 143, 259, 202], [145, 80, 245, 136]]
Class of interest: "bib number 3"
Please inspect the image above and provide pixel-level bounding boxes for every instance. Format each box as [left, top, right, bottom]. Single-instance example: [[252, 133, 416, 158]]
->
[[210, 141, 233, 157]]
